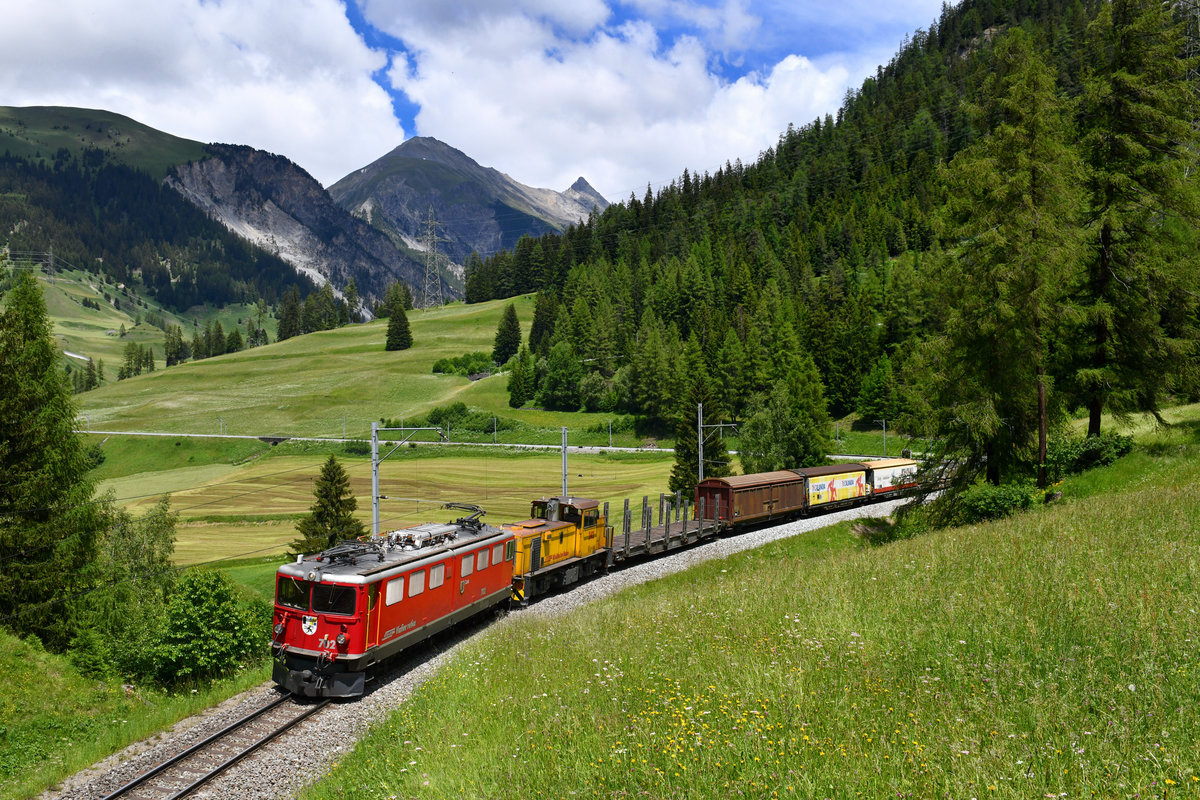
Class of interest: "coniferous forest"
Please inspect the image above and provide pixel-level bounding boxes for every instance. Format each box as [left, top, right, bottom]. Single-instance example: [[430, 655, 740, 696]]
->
[[464, 0, 1200, 496], [0, 149, 315, 310]]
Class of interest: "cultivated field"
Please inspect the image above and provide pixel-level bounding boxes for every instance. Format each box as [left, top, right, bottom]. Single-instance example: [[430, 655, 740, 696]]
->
[[89, 435, 676, 565]]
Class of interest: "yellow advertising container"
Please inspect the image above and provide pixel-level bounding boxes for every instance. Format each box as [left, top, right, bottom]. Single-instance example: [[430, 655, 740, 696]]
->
[[805, 469, 868, 507]]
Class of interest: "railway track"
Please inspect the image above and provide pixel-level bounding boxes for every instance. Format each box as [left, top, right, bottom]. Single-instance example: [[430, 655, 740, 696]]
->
[[99, 693, 331, 800]]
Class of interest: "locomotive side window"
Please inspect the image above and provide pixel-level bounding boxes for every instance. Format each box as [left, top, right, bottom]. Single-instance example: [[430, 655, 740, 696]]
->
[[312, 583, 356, 616], [477, 549, 489, 570], [277, 577, 309, 610], [461, 555, 473, 577], [584, 510, 598, 527], [505, 541, 516, 561], [409, 570, 425, 596], [429, 563, 445, 589], [491, 544, 504, 565], [385, 577, 404, 606]]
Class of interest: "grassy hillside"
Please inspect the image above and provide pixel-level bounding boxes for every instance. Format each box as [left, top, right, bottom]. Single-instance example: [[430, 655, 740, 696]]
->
[[0, 106, 207, 180], [1, 262, 273, 383], [75, 293, 622, 439], [299, 423, 1200, 800], [0, 630, 268, 800]]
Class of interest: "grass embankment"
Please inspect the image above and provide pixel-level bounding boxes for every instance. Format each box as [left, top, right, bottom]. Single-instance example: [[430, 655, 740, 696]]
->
[[301, 430, 1199, 799], [0, 632, 268, 800]]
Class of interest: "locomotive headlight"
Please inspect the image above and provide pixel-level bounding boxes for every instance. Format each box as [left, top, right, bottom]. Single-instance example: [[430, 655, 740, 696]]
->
[[336, 633, 348, 647]]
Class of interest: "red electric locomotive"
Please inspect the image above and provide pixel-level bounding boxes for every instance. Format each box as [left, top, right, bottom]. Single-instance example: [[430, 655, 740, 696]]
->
[[271, 505, 514, 698]]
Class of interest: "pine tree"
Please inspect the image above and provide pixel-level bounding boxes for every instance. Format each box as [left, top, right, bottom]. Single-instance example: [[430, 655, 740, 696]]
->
[[1073, 0, 1200, 436], [0, 272, 105, 646], [492, 303, 522, 365], [291, 455, 367, 554], [385, 303, 413, 351]]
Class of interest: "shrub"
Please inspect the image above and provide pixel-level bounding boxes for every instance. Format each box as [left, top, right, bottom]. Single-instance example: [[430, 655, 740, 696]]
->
[[431, 351, 493, 376], [343, 439, 371, 456], [1047, 432, 1134, 480], [154, 571, 268, 684], [954, 482, 1035, 525]]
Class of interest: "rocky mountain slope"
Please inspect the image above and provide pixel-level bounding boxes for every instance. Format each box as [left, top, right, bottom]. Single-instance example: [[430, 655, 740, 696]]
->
[[328, 137, 608, 265], [166, 144, 448, 306]]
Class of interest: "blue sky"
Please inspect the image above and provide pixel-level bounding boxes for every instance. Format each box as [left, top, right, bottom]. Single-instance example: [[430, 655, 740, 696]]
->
[[1, 0, 947, 200]]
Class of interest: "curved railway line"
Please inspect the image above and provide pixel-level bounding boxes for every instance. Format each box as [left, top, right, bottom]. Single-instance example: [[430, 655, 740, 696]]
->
[[98, 694, 330, 800]]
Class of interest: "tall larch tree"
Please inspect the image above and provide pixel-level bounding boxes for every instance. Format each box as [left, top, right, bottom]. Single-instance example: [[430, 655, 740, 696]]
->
[[1074, 0, 1200, 436], [928, 29, 1082, 487]]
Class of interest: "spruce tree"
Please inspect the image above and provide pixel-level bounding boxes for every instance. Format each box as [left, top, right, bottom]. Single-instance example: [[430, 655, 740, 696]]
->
[[385, 303, 413, 351], [507, 344, 535, 408], [0, 272, 105, 646], [277, 286, 302, 341], [492, 303, 521, 365], [291, 455, 366, 554]]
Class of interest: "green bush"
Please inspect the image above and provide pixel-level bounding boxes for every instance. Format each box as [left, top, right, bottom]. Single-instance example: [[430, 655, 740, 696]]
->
[[343, 439, 371, 456], [386, 403, 518, 436], [431, 351, 493, 376], [154, 571, 269, 684], [953, 481, 1035, 525], [1047, 432, 1134, 480]]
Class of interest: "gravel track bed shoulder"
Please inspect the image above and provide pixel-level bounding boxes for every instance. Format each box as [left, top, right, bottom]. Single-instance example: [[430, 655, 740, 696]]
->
[[43, 499, 903, 800]]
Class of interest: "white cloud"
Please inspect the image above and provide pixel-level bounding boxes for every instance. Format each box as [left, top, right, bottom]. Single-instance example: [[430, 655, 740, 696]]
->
[[375, 2, 851, 199], [0, 0, 404, 185]]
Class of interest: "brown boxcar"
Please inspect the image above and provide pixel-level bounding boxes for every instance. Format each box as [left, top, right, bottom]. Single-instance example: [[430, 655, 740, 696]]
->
[[696, 471, 807, 526]]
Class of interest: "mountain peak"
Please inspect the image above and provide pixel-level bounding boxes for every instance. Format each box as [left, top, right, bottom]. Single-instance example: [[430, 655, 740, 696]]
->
[[566, 176, 607, 209]]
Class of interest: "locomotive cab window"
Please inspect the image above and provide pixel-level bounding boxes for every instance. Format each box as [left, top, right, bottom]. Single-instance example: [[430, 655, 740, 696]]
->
[[277, 577, 309, 610], [311, 583, 356, 616], [584, 510, 598, 527], [505, 541, 516, 561]]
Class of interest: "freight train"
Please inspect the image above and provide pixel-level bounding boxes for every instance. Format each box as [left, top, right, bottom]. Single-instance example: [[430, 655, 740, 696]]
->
[[271, 459, 919, 698]]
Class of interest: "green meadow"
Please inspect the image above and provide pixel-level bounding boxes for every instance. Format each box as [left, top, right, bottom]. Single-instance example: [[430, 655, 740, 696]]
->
[[11, 264, 271, 380], [299, 416, 1200, 800]]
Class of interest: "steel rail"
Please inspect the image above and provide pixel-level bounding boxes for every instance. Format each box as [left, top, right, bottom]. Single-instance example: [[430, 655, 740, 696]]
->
[[99, 693, 329, 800]]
